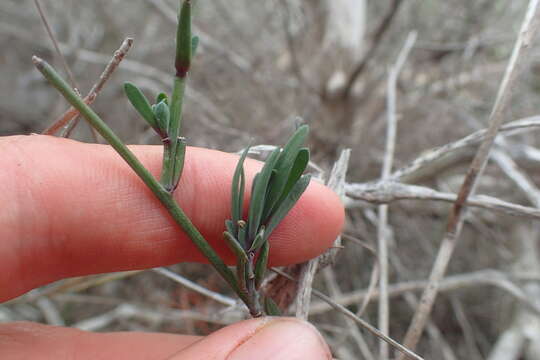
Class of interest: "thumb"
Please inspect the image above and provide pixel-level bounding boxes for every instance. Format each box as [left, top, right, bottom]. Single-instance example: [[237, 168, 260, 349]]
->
[[168, 317, 332, 360]]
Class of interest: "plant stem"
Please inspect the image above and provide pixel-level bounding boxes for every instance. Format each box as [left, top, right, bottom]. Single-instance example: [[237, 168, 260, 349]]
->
[[161, 76, 186, 191], [246, 251, 262, 317], [32, 56, 246, 304], [161, 0, 192, 191]]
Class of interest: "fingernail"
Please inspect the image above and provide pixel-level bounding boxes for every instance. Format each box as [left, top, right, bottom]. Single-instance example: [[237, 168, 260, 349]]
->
[[229, 318, 331, 360]]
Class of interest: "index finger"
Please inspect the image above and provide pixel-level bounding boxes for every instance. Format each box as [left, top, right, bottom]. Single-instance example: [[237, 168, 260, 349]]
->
[[0, 135, 344, 302]]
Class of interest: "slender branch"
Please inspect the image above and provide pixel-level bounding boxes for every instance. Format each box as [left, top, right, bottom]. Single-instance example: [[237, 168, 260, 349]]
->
[[398, 1, 540, 355], [33, 0, 77, 89], [153, 267, 237, 307], [322, 266, 376, 360], [391, 116, 540, 184], [32, 57, 245, 305], [272, 268, 424, 360], [492, 146, 540, 208], [33, 0, 99, 141], [346, 181, 540, 220], [42, 38, 133, 135], [309, 270, 540, 317], [295, 149, 350, 319], [161, 0, 191, 191], [342, 0, 404, 98], [378, 31, 417, 359]]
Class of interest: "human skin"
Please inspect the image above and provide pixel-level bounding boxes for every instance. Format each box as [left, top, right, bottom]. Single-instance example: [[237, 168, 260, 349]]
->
[[0, 135, 344, 359]]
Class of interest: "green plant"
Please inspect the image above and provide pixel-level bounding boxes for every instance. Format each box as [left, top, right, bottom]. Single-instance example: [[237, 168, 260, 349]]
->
[[32, 0, 310, 317]]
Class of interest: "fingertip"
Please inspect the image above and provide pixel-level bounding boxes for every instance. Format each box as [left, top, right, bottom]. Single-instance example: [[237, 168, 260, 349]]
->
[[169, 317, 332, 360], [228, 318, 332, 360]]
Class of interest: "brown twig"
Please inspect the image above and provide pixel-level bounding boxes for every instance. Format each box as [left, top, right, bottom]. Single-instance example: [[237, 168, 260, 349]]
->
[[398, 1, 540, 356], [42, 38, 133, 136]]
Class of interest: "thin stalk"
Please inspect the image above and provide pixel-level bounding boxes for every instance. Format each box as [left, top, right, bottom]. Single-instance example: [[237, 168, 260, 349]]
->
[[161, 76, 186, 191], [161, 0, 191, 191], [246, 251, 262, 317], [33, 56, 246, 304]]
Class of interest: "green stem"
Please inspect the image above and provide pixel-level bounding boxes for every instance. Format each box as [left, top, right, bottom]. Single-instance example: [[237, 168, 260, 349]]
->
[[33, 56, 246, 303], [160, 0, 192, 192], [161, 76, 186, 191]]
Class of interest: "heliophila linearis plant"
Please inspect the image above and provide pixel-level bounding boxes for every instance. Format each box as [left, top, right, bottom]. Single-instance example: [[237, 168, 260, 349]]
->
[[32, 0, 310, 317]]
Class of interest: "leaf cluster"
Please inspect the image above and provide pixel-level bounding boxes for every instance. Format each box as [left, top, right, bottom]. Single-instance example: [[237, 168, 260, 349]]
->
[[224, 125, 311, 315]]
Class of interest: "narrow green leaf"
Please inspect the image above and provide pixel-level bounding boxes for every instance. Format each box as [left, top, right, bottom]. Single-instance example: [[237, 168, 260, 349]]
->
[[247, 148, 281, 240], [248, 226, 266, 252], [192, 35, 199, 56], [265, 175, 311, 239], [175, 0, 192, 78], [223, 231, 248, 262], [161, 72, 186, 191], [263, 125, 309, 217], [153, 100, 170, 134], [246, 173, 258, 238], [264, 296, 281, 316], [231, 146, 250, 230], [156, 92, 168, 105], [124, 82, 158, 130], [267, 148, 309, 219], [254, 240, 269, 289]]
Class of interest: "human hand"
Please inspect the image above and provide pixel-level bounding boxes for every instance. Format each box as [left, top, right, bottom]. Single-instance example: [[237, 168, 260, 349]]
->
[[0, 135, 344, 359]]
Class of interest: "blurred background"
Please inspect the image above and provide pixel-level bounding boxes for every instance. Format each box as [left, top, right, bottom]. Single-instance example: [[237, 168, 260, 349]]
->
[[2, 0, 540, 359]]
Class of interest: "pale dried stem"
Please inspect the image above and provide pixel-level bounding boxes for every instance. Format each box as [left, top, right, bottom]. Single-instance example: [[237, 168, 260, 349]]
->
[[399, 2, 540, 355], [341, 234, 380, 316], [42, 38, 133, 135], [34, 0, 77, 89], [34, 0, 99, 141], [153, 267, 237, 307], [378, 30, 417, 359], [492, 146, 540, 208], [309, 270, 540, 316], [322, 266, 376, 360], [272, 268, 424, 360], [403, 293, 458, 360], [391, 116, 540, 184], [346, 181, 540, 220], [294, 149, 351, 320], [72, 303, 236, 331]]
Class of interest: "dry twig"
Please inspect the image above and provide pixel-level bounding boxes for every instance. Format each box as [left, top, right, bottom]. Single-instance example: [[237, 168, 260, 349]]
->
[[398, 2, 540, 354], [34, 0, 99, 140], [295, 149, 350, 320], [33, 0, 77, 89], [42, 38, 133, 135], [377, 31, 417, 359], [152, 267, 236, 307], [342, 0, 405, 98], [346, 181, 540, 220], [309, 269, 540, 316], [272, 268, 423, 360], [391, 116, 540, 183]]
